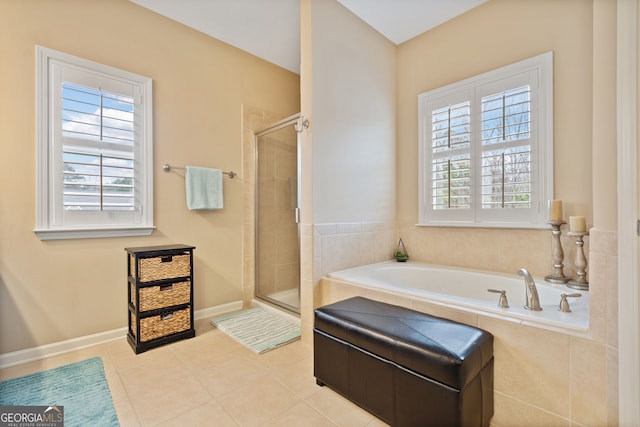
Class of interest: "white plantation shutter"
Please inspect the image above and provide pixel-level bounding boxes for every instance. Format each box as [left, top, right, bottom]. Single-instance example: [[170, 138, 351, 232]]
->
[[431, 102, 471, 210], [62, 84, 135, 143], [35, 46, 154, 240], [62, 149, 135, 211], [62, 83, 135, 211], [421, 89, 475, 223], [419, 52, 553, 228], [480, 85, 531, 209]]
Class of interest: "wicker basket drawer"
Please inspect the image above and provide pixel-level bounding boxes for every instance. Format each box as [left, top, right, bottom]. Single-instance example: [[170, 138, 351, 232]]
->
[[131, 307, 191, 342], [131, 253, 191, 282], [131, 281, 191, 312]]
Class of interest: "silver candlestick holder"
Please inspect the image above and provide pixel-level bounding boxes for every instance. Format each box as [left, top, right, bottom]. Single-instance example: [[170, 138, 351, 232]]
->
[[545, 221, 570, 284], [567, 231, 589, 290]]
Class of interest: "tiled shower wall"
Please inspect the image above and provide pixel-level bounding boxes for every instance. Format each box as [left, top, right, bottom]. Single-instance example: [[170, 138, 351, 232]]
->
[[242, 105, 287, 307], [255, 127, 299, 298]]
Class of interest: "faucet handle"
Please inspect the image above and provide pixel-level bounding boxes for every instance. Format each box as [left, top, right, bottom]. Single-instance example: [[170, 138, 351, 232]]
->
[[487, 289, 510, 308], [558, 293, 582, 313]]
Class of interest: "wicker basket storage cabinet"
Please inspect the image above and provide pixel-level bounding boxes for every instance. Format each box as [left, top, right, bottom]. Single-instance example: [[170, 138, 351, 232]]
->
[[126, 244, 196, 353]]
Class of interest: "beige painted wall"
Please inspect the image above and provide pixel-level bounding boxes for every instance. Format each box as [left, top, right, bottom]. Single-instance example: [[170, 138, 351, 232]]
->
[[593, 0, 618, 231], [0, 0, 299, 353], [397, 0, 596, 276], [297, 0, 398, 339], [299, 0, 315, 340], [310, 0, 396, 224]]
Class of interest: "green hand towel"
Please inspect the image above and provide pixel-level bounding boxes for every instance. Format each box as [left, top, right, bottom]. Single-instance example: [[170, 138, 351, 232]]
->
[[185, 166, 223, 210]]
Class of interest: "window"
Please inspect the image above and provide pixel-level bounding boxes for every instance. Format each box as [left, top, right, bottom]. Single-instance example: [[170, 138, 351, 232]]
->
[[418, 52, 553, 228], [35, 46, 154, 239]]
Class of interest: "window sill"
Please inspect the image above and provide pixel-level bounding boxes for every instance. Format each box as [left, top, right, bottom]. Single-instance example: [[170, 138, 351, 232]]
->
[[34, 226, 155, 240], [415, 222, 548, 230]]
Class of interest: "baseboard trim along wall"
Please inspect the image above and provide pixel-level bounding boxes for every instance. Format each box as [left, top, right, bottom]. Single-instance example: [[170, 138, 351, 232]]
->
[[0, 300, 243, 369]]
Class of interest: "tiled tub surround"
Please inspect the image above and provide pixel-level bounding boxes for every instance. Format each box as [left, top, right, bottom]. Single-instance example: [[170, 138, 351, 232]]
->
[[313, 222, 397, 282], [316, 227, 617, 426], [396, 225, 588, 280], [301, 222, 396, 343]]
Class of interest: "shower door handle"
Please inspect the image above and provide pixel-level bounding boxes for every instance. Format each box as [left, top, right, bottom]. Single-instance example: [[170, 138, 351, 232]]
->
[[295, 207, 300, 224]]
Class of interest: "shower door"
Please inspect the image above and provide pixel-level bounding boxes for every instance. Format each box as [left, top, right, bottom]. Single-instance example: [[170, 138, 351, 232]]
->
[[255, 115, 301, 313]]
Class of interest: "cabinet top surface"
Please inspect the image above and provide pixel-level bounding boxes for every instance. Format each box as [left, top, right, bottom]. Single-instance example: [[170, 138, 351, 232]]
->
[[125, 244, 195, 254]]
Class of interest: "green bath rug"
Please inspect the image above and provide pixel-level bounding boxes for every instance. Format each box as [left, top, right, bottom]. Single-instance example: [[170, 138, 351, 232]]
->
[[211, 307, 301, 354], [0, 357, 119, 426]]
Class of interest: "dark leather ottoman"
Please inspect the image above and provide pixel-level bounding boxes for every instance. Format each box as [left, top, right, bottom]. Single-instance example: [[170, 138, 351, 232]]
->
[[314, 297, 494, 427]]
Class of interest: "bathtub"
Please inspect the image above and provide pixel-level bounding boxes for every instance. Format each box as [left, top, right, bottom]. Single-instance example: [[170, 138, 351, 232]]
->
[[327, 261, 589, 332]]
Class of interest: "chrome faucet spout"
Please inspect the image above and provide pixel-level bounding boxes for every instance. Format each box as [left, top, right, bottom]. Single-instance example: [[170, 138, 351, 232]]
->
[[518, 268, 542, 311]]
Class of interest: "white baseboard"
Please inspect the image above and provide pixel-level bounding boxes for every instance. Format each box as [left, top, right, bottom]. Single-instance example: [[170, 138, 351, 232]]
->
[[0, 301, 243, 369], [194, 300, 243, 321], [0, 327, 127, 369]]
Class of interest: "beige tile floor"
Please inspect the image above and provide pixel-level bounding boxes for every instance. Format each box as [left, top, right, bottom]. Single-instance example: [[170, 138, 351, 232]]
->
[[0, 318, 390, 427]]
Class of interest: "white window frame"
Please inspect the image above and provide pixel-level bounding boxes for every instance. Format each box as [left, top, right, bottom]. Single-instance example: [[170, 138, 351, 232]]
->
[[418, 52, 553, 229], [35, 46, 154, 240]]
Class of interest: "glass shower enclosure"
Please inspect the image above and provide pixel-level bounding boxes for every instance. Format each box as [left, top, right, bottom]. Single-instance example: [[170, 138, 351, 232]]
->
[[254, 115, 301, 314]]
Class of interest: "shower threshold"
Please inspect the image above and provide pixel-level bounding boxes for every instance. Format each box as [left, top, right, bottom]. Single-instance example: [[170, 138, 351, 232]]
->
[[256, 288, 300, 315]]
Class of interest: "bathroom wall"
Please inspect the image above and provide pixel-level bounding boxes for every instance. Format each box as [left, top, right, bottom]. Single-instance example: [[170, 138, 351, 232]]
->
[[299, 0, 315, 340], [310, 0, 396, 225], [394, 3, 619, 423], [298, 0, 398, 337], [310, 0, 619, 424], [397, 0, 594, 277], [398, 0, 618, 426], [0, 0, 300, 354]]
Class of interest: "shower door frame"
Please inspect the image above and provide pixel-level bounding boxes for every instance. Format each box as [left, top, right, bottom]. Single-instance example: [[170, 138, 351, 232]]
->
[[253, 113, 303, 314]]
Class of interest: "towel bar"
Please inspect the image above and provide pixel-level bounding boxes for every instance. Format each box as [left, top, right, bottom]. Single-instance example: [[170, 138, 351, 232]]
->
[[162, 164, 236, 179]]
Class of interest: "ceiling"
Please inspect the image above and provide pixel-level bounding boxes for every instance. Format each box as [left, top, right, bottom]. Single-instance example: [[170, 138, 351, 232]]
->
[[130, 0, 488, 74]]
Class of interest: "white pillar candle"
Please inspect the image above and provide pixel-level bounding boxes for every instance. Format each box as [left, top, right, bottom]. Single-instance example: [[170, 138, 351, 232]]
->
[[548, 199, 563, 221], [569, 216, 587, 232]]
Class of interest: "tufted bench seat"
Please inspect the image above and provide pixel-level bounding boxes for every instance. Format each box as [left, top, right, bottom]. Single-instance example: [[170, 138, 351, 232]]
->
[[314, 296, 494, 427]]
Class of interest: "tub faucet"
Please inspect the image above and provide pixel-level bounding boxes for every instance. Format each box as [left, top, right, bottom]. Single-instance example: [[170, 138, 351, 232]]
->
[[517, 268, 542, 311]]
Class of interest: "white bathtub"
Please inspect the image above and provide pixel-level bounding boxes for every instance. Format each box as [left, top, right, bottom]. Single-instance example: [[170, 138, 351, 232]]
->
[[327, 261, 589, 332]]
